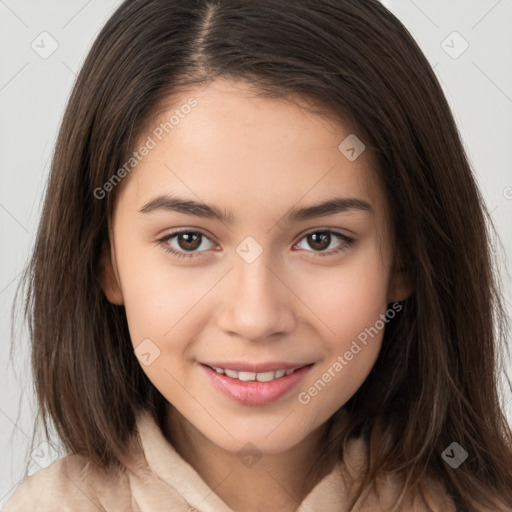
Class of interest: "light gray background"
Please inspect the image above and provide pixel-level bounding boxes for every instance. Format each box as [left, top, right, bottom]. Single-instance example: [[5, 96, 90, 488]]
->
[[1, 0, 511, 506]]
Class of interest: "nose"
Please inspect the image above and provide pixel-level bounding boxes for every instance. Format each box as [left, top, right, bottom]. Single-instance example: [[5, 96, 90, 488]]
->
[[215, 252, 296, 342]]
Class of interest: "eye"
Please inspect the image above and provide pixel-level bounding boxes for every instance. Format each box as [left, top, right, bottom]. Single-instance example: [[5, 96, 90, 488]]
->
[[294, 230, 355, 257], [157, 229, 356, 260], [157, 230, 216, 259]]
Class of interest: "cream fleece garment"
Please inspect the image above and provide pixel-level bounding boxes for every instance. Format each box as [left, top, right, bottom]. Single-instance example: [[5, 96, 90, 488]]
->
[[3, 409, 460, 511]]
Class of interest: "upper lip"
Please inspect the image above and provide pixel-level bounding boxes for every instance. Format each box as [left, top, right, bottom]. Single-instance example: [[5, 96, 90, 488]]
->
[[201, 361, 313, 373]]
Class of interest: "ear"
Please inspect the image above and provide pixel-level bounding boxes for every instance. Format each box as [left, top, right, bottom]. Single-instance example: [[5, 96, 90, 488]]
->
[[98, 242, 124, 305], [387, 257, 413, 303]]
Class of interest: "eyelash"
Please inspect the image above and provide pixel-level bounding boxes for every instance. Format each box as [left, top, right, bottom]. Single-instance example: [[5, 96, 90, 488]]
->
[[156, 229, 356, 260]]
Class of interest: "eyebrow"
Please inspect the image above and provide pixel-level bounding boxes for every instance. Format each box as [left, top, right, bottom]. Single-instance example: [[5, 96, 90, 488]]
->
[[139, 194, 374, 224]]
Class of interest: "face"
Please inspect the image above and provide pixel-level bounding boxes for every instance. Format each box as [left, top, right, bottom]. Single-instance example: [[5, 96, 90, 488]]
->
[[100, 78, 409, 455]]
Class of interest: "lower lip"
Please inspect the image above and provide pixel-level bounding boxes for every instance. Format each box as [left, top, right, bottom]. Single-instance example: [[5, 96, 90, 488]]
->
[[200, 363, 313, 406]]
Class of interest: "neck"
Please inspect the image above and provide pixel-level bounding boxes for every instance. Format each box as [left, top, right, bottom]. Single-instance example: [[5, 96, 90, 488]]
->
[[163, 404, 337, 512]]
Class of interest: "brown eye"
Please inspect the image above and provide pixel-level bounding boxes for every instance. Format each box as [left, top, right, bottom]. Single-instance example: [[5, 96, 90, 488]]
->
[[158, 230, 216, 259], [295, 230, 355, 257], [306, 232, 331, 251], [176, 232, 202, 251]]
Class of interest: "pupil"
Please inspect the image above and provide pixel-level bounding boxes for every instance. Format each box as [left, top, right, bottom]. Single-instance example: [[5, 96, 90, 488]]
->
[[179, 233, 201, 250], [309, 232, 330, 251]]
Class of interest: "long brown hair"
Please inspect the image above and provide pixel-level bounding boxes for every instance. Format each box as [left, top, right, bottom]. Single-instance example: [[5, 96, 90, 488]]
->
[[11, 0, 512, 510]]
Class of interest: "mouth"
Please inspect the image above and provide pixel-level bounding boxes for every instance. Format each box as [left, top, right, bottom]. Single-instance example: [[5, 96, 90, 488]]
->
[[203, 364, 303, 382], [199, 362, 314, 406]]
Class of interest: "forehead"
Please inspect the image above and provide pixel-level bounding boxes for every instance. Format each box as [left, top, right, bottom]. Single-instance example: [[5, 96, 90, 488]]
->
[[116, 78, 387, 227]]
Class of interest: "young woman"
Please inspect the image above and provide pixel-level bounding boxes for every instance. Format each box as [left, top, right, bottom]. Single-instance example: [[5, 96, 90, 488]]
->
[[6, 1, 512, 510]]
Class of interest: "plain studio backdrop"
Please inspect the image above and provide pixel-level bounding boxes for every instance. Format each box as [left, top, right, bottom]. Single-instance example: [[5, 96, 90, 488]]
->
[[0, 0, 511, 507]]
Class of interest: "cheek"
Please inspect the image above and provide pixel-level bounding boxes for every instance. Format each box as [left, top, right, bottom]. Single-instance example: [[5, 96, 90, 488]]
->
[[114, 234, 215, 350], [293, 245, 390, 406], [295, 243, 390, 343]]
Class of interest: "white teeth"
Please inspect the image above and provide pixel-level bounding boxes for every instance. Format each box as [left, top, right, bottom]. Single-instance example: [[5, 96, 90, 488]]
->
[[238, 371, 256, 381], [212, 366, 299, 382], [256, 371, 275, 382]]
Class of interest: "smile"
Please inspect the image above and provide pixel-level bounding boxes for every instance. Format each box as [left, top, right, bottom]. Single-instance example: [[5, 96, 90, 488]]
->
[[200, 363, 314, 406], [208, 366, 299, 382]]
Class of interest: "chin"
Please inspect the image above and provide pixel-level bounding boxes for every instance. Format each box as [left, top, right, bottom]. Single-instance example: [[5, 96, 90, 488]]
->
[[205, 426, 308, 456]]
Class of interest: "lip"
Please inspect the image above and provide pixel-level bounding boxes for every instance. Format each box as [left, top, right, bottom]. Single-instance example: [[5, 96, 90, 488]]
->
[[200, 362, 314, 406]]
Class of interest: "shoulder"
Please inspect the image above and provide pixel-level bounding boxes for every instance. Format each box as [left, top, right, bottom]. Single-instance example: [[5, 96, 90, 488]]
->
[[3, 453, 132, 512], [341, 435, 459, 511]]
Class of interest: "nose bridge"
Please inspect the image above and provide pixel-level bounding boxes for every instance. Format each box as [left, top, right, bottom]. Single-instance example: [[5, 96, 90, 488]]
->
[[216, 240, 295, 340], [233, 234, 280, 298], [236, 250, 277, 299]]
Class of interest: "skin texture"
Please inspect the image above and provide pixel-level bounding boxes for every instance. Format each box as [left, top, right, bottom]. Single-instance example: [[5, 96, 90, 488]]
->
[[100, 78, 411, 512]]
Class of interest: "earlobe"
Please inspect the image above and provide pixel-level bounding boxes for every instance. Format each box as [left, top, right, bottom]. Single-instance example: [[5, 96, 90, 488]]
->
[[388, 260, 413, 304], [98, 243, 124, 305]]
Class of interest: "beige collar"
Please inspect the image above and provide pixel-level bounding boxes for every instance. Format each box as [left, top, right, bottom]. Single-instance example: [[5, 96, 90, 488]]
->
[[129, 409, 456, 512], [131, 409, 355, 512]]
